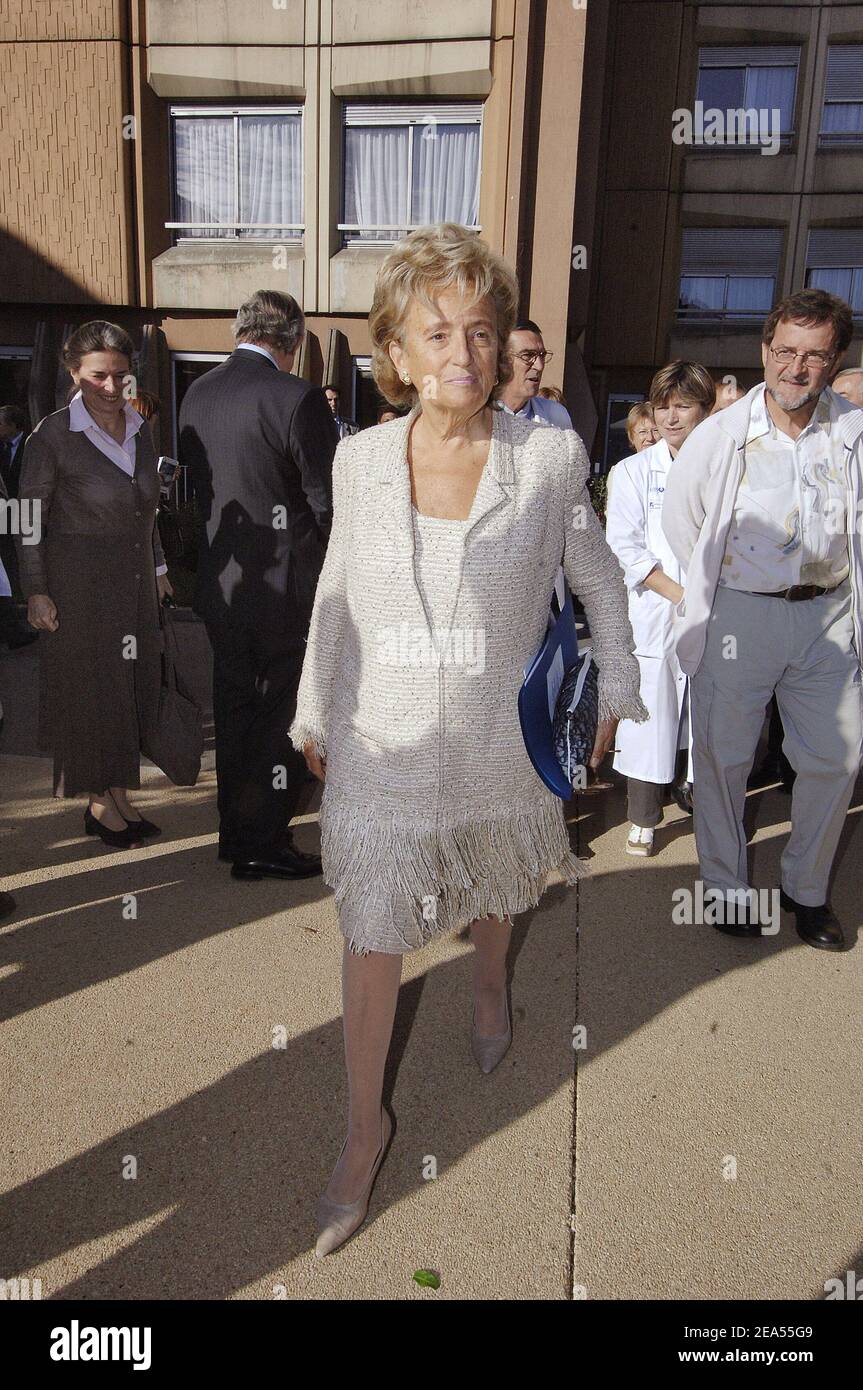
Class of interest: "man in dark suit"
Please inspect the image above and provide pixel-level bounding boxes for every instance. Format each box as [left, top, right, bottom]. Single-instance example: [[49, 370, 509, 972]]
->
[[324, 385, 359, 439], [179, 290, 338, 880], [0, 404, 36, 649]]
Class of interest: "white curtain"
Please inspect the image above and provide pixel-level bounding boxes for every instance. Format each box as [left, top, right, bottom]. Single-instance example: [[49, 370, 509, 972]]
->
[[679, 276, 724, 313], [725, 276, 774, 314], [746, 66, 796, 133], [808, 267, 852, 303], [411, 123, 480, 226], [344, 127, 410, 240], [822, 102, 863, 138], [240, 115, 302, 238], [174, 117, 235, 238]]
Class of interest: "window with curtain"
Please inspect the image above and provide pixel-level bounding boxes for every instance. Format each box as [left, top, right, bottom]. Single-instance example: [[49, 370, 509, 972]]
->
[[678, 228, 782, 320], [170, 108, 303, 240], [820, 46, 863, 145], [341, 104, 482, 244], [806, 230, 863, 315], [695, 47, 799, 146]]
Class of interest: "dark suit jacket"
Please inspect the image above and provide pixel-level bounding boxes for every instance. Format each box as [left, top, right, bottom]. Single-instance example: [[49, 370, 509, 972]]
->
[[2, 433, 41, 596], [178, 350, 338, 633], [0, 434, 25, 499]]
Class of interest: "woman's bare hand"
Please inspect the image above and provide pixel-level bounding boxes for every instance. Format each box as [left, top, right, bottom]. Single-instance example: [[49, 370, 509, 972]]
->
[[157, 574, 174, 602], [303, 740, 326, 783], [589, 716, 618, 770], [27, 594, 58, 632]]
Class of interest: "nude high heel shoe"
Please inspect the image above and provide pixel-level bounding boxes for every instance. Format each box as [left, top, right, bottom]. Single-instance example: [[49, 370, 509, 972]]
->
[[315, 1107, 395, 1258], [471, 991, 512, 1074]]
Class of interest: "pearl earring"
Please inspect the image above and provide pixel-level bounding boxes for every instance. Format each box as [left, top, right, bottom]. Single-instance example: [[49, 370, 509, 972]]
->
[[402, 374, 411, 384]]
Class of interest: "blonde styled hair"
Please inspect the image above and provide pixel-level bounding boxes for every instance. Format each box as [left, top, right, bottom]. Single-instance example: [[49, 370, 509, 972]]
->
[[625, 400, 655, 447], [369, 223, 519, 409]]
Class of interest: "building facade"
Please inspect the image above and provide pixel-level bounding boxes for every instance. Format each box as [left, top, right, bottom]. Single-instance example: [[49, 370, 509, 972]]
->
[[578, 0, 863, 468], [0, 0, 861, 473], [0, 0, 591, 462]]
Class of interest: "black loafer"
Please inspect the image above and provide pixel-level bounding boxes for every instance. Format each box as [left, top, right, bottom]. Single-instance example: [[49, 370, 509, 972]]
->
[[670, 780, 693, 815], [709, 892, 764, 937], [231, 845, 322, 880], [712, 911, 763, 938], [122, 814, 161, 837], [779, 890, 844, 951]]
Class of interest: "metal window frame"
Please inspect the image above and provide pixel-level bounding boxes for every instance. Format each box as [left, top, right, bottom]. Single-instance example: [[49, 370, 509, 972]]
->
[[677, 272, 777, 320], [339, 103, 484, 246], [168, 105, 305, 242], [602, 393, 646, 474], [170, 351, 230, 458], [694, 50, 799, 145], [805, 266, 863, 316]]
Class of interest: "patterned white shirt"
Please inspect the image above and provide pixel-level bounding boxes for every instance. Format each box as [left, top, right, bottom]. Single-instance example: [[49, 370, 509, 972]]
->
[[720, 384, 849, 592]]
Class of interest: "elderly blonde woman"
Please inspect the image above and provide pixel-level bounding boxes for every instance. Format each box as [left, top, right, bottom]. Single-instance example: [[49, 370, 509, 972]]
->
[[626, 401, 659, 453], [290, 223, 647, 1257]]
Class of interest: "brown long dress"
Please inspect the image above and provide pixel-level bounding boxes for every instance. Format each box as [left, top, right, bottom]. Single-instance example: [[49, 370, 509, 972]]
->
[[16, 406, 165, 797]]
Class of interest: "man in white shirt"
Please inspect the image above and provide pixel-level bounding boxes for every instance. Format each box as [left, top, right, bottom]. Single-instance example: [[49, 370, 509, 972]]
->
[[496, 320, 573, 429], [663, 289, 863, 950]]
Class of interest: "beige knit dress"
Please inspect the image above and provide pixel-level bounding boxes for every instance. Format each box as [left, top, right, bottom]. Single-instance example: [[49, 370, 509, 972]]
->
[[290, 403, 647, 956]]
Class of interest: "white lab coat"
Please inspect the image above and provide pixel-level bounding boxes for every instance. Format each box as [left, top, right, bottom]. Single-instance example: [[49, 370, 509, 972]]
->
[[605, 439, 691, 784]]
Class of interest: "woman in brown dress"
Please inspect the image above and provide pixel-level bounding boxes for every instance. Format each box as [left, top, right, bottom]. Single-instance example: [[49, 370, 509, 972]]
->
[[17, 321, 173, 847]]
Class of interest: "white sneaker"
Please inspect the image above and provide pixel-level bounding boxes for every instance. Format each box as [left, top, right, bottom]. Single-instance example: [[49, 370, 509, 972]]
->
[[626, 824, 654, 857]]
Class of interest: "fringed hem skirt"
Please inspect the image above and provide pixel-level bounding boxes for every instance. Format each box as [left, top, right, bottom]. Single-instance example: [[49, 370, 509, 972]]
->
[[321, 796, 586, 956]]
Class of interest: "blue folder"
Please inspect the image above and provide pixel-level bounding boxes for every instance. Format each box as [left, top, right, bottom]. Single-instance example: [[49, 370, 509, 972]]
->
[[518, 570, 580, 799]]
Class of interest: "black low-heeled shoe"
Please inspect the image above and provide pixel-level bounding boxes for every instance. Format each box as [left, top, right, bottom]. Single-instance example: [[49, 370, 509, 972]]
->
[[84, 808, 141, 849], [121, 814, 161, 837]]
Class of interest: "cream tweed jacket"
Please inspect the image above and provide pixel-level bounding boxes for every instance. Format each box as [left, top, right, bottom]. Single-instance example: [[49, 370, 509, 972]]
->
[[289, 402, 647, 954]]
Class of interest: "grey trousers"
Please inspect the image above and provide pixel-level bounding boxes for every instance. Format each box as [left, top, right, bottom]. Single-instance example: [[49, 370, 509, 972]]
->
[[691, 581, 862, 906]]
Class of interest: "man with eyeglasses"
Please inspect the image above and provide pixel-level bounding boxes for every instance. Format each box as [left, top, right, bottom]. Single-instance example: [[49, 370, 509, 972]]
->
[[663, 289, 863, 950], [496, 320, 573, 428]]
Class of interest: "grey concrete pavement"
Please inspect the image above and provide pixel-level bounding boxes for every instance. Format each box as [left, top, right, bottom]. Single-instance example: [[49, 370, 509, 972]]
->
[[1, 635, 861, 1301]]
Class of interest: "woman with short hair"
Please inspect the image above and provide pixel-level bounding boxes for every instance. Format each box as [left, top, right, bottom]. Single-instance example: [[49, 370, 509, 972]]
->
[[290, 222, 647, 1256], [605, 360, 716, 857], [626, 401, 659, 453], [17, 320, 173, 846]]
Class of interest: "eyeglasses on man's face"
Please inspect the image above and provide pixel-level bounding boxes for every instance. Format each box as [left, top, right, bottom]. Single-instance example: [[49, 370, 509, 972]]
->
[[511, 349, 554, 365], [768, 344, 835, 370]]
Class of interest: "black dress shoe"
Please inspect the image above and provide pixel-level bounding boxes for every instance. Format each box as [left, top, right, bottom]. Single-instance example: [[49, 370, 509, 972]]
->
[[711, 909, 763, 938], [121, 814, 161, 837], [779, 890, 844, 951], [231, 844, 323, 880], [84, 808, 141, 849], [0, 891, 16, 922], [670, 780, 693, 815]]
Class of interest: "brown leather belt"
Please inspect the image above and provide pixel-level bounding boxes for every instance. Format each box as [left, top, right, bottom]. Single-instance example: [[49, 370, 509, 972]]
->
[[749, 584, 841, 602]]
